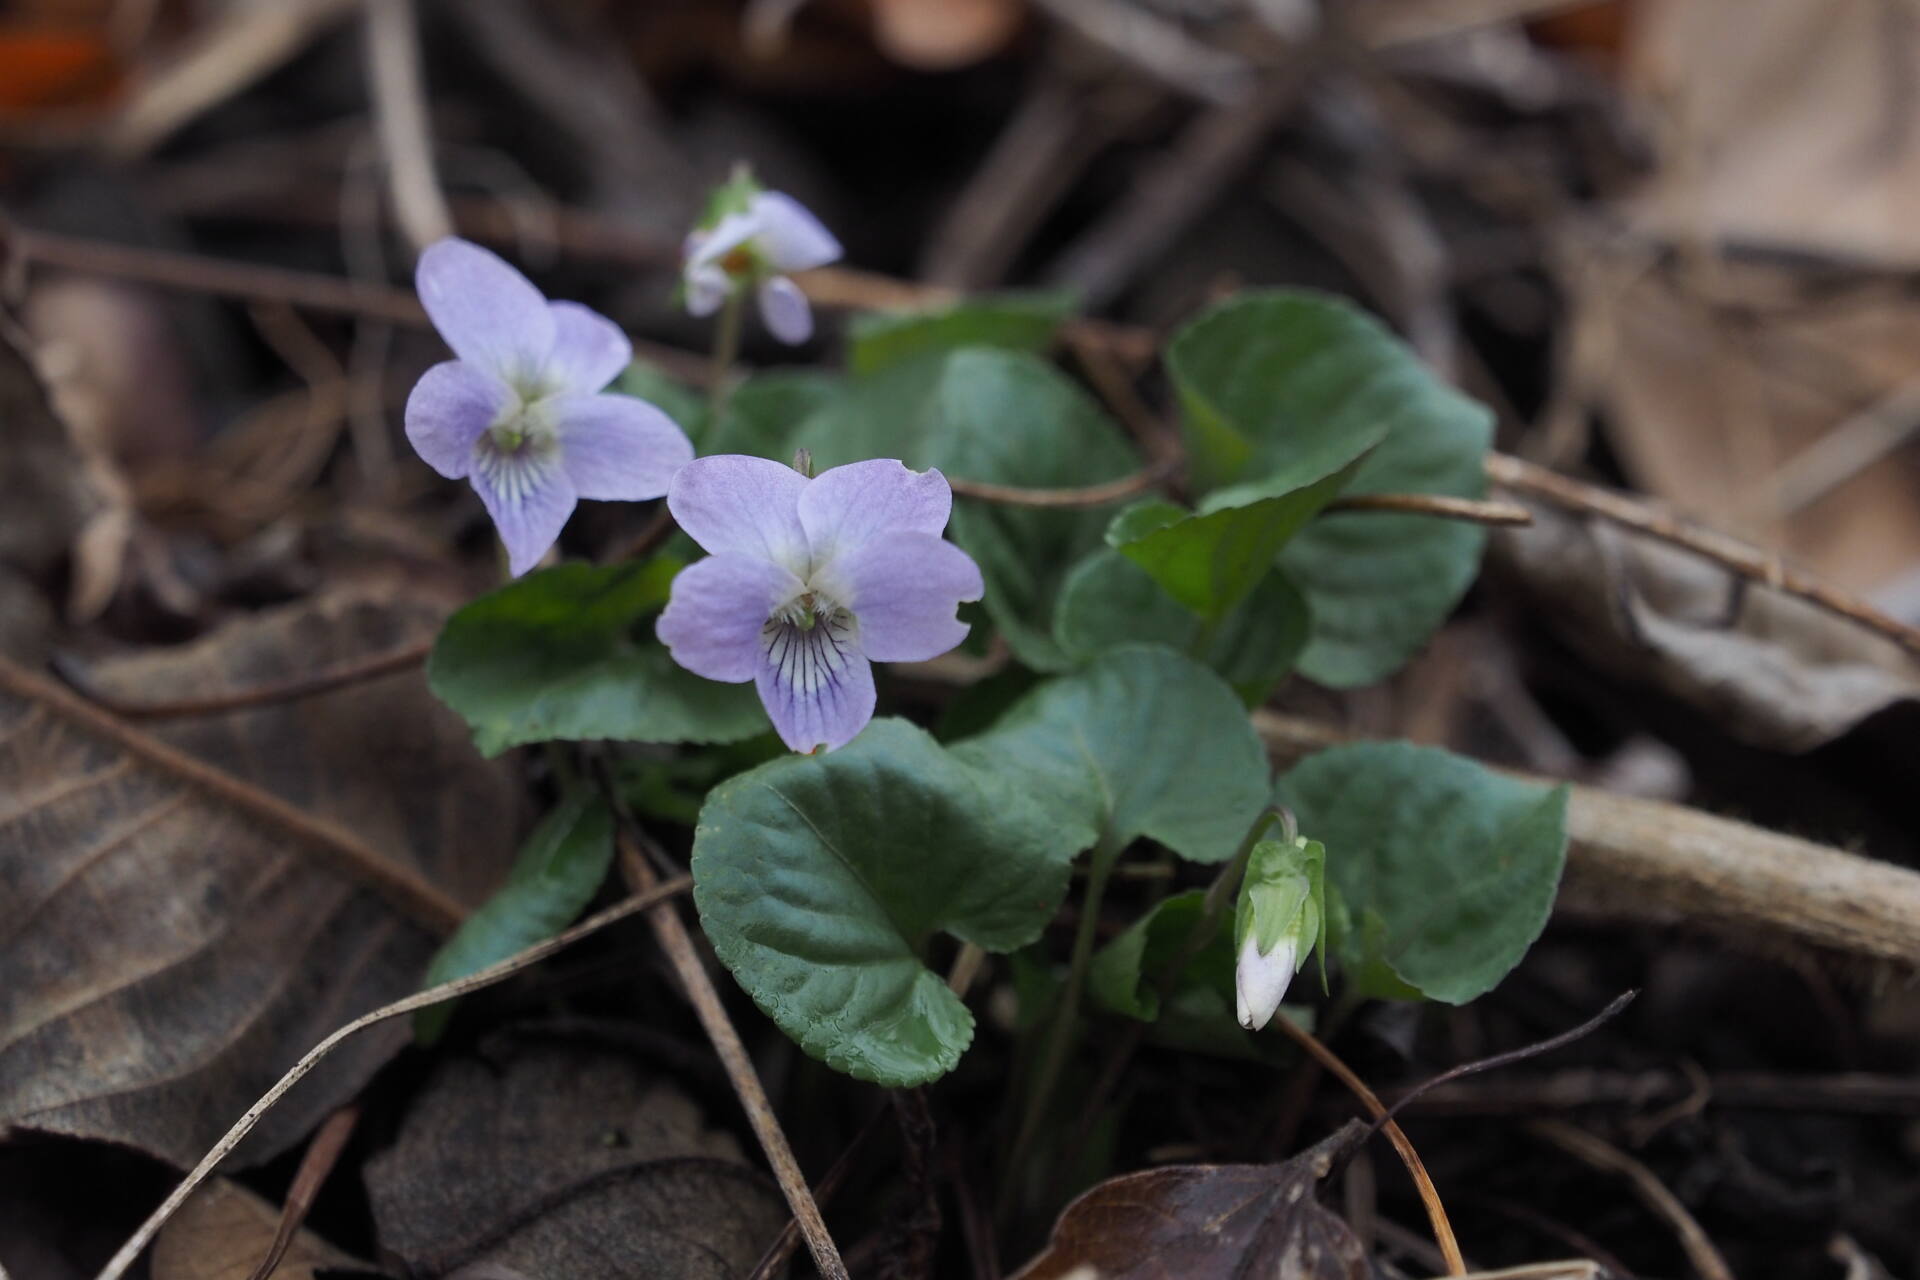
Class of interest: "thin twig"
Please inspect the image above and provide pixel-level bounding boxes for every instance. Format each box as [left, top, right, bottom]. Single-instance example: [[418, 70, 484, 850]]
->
[[1485, 452, 1920, 656], [746, 1104, 891, 1280], [362, 0, 452, 251], [613, 830, 849, 1280], [0, 653, 466, 934], [248, 1104, 361, 1280], [1527, 1120, 1736, 1280], [52, 640, 433, 720], [1269, 1014, 1466, 1276], [93, 877, 692, 1280], [1327, 491, 1533, 526], [947, 459, 1176, 508]]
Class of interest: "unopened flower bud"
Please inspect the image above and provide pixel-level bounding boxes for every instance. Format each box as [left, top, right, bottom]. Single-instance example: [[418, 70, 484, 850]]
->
[[1231, 833, 1327, 1031]]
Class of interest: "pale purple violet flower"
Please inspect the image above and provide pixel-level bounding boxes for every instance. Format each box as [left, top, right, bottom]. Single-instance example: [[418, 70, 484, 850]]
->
[[656, 455, 984, 753], [681, 191, 842, 344], [405, 237, 694, 576]]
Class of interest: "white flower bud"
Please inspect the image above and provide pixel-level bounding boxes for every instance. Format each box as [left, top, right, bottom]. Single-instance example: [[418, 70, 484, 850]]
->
[[1235, 929, 1299, 1031]]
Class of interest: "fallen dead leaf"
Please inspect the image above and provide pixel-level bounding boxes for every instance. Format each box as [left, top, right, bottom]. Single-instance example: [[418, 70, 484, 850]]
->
[[364, 1029, 785, 1279], [1011, 1121, 1369, 1280], [150, 1178, 368, 1280], [0, 589, 519, 1168], [1493, 500, 1920, 750]]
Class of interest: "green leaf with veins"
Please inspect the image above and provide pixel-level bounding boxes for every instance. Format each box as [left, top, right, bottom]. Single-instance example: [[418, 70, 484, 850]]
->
[[692, 719, 1084, 1086], [953, 646, 1270, 863], [1053, 549, 1308, 705], [1276, 742, 1567, 1004], [428, 560, 767, 756]]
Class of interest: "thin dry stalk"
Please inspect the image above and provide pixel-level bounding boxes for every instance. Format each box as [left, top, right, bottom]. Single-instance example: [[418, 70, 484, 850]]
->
[[93, 877, 692, 1280], [1527, 1120, 1735, 1280], [614, 832, 850, 1280]]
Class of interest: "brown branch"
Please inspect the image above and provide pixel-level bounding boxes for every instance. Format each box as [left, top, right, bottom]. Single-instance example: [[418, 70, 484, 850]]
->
[[1268, 1013, 1466, 1275], [1527, 1120, 1734, 1280], [946, 458, 1177, 508], [53, 640, 433, 720], [614, 829, 849, 1280], [0, 653, 466, 935], [1485, 451, 1920, 656], [1255, 710, 1920, 972], [1327, 491, 1533, 526], [94, 876, 693, 1280]]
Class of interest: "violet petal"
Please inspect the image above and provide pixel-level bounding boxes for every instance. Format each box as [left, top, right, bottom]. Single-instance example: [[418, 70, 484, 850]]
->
[[545, 301, 631, 394], [797, 459, 953, 565], [667, 454, 809, 568], [415, 238, 555, 387], [404, 359, 511, 480], [470, 446, 577, 577], [756, 275, 813, 345], [550, 393, 692, 501], [750, 192, 842, 272], [756, 619, 875, 753], [821, 533, 981, 662], [656, 553, 803, 683]]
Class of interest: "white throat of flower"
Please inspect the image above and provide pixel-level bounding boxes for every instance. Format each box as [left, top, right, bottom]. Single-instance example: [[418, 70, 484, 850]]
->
[[474, 393, 561, 503]]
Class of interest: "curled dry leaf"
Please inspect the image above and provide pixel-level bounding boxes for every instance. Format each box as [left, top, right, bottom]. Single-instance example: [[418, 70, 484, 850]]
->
[[0, 590, 519, 1168], [364, 1030, 785, 1279], [1012, 1121, 1369, 1280], [1493, 502, 1920, 750], [150, 1178, 368, 1280]]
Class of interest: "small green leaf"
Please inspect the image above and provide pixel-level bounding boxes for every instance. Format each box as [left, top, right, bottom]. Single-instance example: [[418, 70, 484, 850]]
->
[[428, 560, 767, 755], [616, 362, 707, 444], [1276, 742, 1568, 1004], [795, 349, 1137, 669], [1089, 890, 1219, 1022], [1106, 467, 1355, 622], [954, 646, 1270, 862], [704, 369, 841, 461], [848, 292, 1074, 375], [1053, 549, 1308, 705], [415, 793, 614, 1041], [693, 719, 1086, 1086], [1166, 290, 1407, 497], [1279, 399, 1492, 687]]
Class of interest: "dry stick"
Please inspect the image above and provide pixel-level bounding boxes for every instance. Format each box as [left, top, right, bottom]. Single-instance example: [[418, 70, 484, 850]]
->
[[362, 0, 454, 251], [0, 653, 466, 935], [1268, 1014, 1466, 1276], [746, 1103, 892, 1280], [613, 832, 850, 1280], [1329, 491, 1532, 526], [93, 877, 692, 1280], [52, 640, 434, 720], [1527, 1120, 1736, 1280], [248, 1103, 361, 1280], [1254, 710, 1920, 972], [1485, 452, 1920, 657]]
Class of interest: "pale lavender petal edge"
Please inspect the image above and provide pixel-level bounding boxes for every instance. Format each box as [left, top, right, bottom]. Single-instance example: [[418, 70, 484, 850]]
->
[[756, 626, 875, 754], [797, 459, 953, 564], [550, 393, 693, 501], [825, 533, 982, 663], [750, 191, 842, 272], [545, 301, 632, 395], [469, 449, 577, 577], [757, 276, 813, 345], [666, 454, 809, 568], [415, 238, 554, 385], [404, 359, 510, 479], [657, 553, 801, 684]]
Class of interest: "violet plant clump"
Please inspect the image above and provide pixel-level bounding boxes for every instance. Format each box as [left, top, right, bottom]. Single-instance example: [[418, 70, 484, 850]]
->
[[656, 454, 983, 753], [680, 171, 842, 344], [405, 237, 694, 576]]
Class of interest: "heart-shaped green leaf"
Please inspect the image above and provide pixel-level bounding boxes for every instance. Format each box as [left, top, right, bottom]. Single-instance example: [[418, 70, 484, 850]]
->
[[848, 291, 1074, 375], [1275, 742, 1568, 1004], [1053, 549, 1308, 705], [428, 560, 767, 756], [693, 719, 1086, 1086], [795, 349, 1138, 670], [954, 646, 1270, 862], [415, 792, 614, 1041]]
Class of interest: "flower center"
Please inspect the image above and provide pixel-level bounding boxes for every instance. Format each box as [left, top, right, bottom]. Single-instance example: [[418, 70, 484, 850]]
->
[[770, 588, 847, 634], [484, 399, 558, 459]]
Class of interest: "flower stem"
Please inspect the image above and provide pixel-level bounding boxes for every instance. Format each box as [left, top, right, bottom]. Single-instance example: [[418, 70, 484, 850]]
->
[[707, 288, 745, 427], [1000, 827, 1124, 1220]]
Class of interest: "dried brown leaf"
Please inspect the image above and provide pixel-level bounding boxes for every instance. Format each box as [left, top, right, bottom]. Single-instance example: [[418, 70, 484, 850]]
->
[[0, 590, 519, 1168], [364, 1031, 785, 1279], [1012, 1122, 1369, 1280], [150, 1178, 366, 1280], [1494, 501, 1920, 749]]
